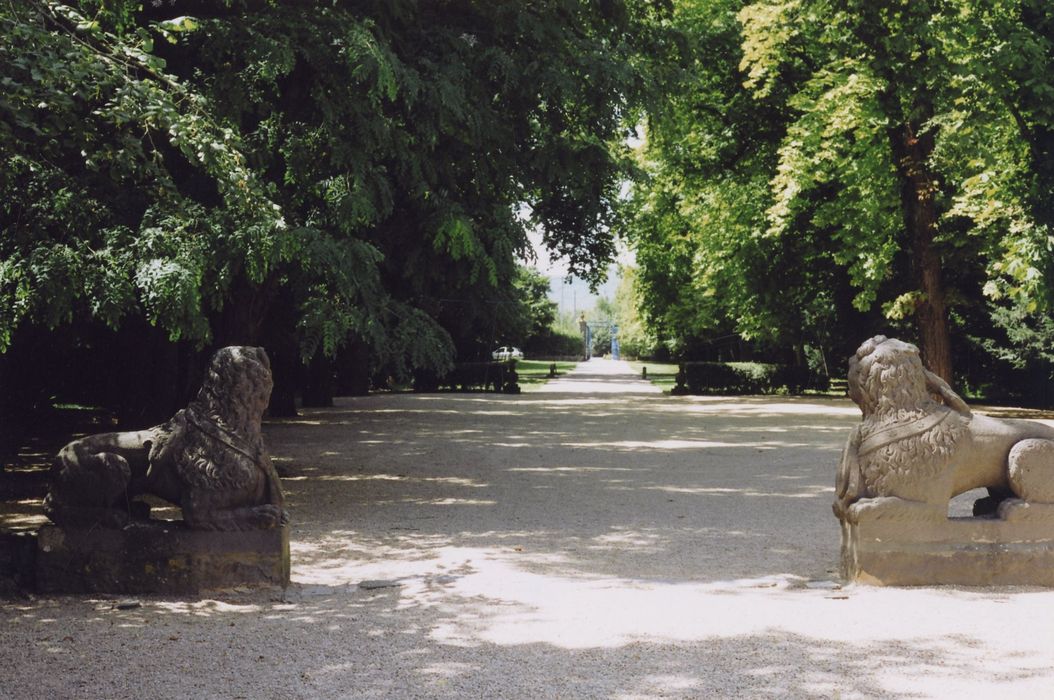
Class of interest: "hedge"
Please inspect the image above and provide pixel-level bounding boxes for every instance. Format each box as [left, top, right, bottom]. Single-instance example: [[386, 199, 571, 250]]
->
[[413, 361, 520, 394], [671, 362, 822, 395], [523, 331, 582, 357]]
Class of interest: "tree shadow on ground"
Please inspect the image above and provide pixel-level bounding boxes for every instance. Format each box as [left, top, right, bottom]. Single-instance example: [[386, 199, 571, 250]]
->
[[4, 580, 1052, 699], [270, 392, 857, 585], [5, 391, 1054, 697]]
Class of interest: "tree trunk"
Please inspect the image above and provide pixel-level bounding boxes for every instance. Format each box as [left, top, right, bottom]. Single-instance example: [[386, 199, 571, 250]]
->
[[912, 202, 952, 382], [887, 117, 954, 382]]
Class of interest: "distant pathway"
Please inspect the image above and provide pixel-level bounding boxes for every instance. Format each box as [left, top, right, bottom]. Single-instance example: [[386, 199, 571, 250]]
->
[[535, 357, 661, 394]]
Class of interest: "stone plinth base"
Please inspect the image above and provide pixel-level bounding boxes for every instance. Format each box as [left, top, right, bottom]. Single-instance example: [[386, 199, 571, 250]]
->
[[35, 522, 289, 595], [842, 500, 1054, 586]]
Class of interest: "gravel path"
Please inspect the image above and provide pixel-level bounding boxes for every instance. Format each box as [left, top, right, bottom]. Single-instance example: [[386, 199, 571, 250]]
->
[[4, 359, 1054, 698]]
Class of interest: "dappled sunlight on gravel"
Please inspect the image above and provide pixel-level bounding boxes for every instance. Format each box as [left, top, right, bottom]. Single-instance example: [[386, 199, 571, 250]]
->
[[6, 360, 1054, 698]]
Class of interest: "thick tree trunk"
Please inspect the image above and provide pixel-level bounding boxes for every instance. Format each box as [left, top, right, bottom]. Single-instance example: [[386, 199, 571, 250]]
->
[[912, 206, 952, 382], [888, 118, 954, 382]]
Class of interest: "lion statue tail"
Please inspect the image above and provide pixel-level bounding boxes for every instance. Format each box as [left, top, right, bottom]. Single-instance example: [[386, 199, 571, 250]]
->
[[834, 429, 863, 519], [924, 369, 972, 417]]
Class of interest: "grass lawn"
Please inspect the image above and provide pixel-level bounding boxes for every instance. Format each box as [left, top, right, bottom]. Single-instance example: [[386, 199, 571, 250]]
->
[[627, 360, 679, 393], [517, 359, 578, 390]]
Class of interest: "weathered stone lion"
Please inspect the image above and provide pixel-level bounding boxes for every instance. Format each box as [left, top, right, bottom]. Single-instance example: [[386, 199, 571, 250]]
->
[[44, 346, 287, 531], [834, 335, 1054, 522]]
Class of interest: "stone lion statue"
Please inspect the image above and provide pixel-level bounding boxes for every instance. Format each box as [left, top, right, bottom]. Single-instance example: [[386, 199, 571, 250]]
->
[[834, 335, 1054, 522], [44, 346, 287, 531]]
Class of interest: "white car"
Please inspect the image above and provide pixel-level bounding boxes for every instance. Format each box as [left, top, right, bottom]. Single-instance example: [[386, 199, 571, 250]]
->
[[491, 346, 524, 361]]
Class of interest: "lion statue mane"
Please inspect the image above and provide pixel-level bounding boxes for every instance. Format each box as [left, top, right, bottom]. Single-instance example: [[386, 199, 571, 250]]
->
[[834, 335, 1054, 522], [44, 346, 287, 531]]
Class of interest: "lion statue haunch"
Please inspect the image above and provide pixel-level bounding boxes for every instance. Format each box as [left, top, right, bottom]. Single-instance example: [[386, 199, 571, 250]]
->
[[44, 346, 287, 531], [834, 335, 1054, 523]]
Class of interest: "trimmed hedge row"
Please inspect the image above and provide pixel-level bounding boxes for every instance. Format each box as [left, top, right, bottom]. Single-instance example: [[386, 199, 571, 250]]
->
[[523, 331, 582, 357], [671, 362, 823, 395], [413, 361, 521, 394]]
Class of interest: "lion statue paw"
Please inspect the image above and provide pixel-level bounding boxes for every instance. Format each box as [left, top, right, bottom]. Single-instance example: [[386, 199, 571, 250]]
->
[[1008, 439, 1054, 502]]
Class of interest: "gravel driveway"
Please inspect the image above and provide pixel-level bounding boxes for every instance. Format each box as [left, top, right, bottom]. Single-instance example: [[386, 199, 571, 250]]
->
[[4, 359, 1054, 698]]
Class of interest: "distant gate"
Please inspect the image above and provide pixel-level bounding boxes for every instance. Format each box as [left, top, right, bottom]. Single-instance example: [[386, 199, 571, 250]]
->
[[578, 315, 619, 360]]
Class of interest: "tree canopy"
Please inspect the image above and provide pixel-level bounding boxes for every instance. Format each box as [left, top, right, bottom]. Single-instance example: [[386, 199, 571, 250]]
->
[[1, 0, 666, 423], [623, 0, 1054, 394], [3, 0, 1054, 419]]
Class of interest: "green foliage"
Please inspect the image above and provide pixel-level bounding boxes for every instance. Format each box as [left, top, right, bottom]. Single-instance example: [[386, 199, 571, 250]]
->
[[513, 266, 559, 343], [612, 266, 655, 358], [2, 0, 666, 388], [0, 1, 284, 351], [179, 0, 660, 363], [413, 360, 519, 394], [523, 330, 582, 358], [622, 0, 807, 355], [673, 361, 812, 395], [978, 297, 1054, 382], [590, 320, 613, 357], [624, 0, 1054, 386]]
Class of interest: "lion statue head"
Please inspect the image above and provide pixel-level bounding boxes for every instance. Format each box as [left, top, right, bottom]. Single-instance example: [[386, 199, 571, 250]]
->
[[170, 346, 277, 499], [836, 336, 972, 513], [188, 346, 273, 443]]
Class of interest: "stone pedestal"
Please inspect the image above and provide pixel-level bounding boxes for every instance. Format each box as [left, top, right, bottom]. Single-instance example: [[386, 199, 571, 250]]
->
[[34, 522, 290, 595], [842, 501, 1054, 586]]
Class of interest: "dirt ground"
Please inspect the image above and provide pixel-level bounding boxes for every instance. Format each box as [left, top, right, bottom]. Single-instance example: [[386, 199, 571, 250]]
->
[[4, 359, 1054, 698]]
